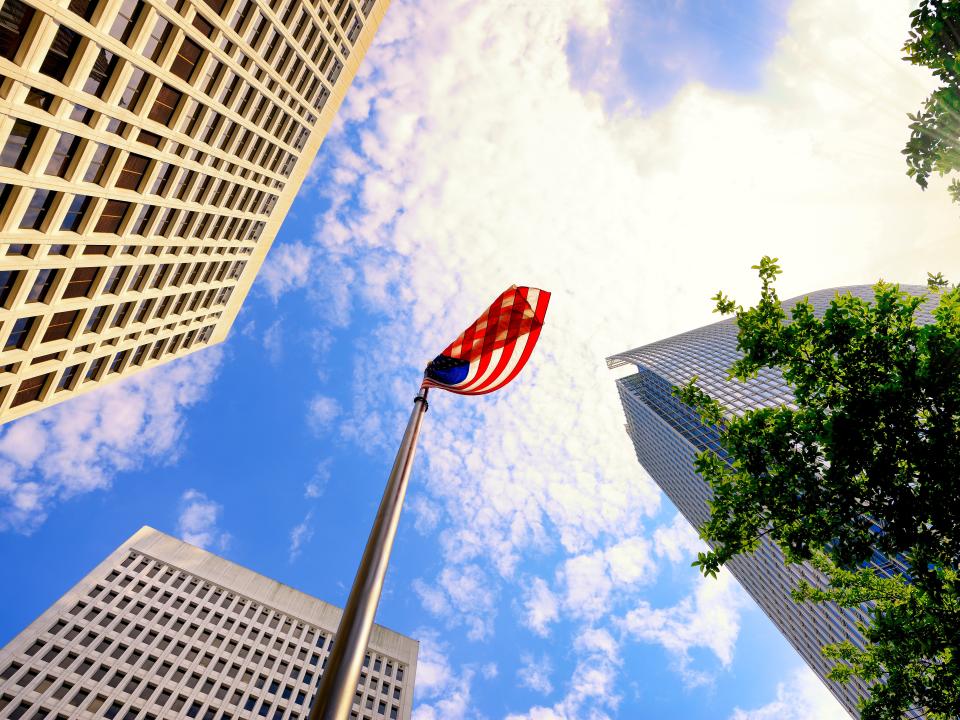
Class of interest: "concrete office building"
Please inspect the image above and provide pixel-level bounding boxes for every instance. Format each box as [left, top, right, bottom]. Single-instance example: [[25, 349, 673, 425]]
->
[[0, 0, 388, 423], [0, 526, 419, 720], [609, 285, 932, 718]]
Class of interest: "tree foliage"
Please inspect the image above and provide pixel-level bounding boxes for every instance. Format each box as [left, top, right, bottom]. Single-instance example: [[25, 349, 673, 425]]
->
[[675, 257, 960, 719], [902, 0, 960, 203]]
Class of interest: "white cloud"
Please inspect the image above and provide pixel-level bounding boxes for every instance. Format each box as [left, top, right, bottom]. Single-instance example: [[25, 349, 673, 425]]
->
[[0, 348, 222, 533], [507, 627, 621, 720], [288, 511, 314, 562], [263, 318, 285, 365], [481, 662, 498, 680], [411, 630, 477, 720], [518, 654, 554, 695], [521, 577, 561, 637], [279, 0, 956, 714], [654, 512, 707, 565], [177, 489, 230, 551], [619, 569, 748, 686], [729, 665, 849, 720], [559, 535, 657, 621], [305, 458, 332, 499], [306, 395, 341, 435], [258, 242, 315, 302], [413, 564, 497, 641]]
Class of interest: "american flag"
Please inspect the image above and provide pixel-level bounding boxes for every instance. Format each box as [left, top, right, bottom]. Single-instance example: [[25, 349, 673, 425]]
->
[[422, 285, 551, 395]]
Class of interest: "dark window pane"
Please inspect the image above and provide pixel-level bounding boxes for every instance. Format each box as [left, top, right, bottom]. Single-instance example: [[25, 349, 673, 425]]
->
[[1, 119, 39, 169], [25, 88, 54, 111], [94, 199, 129, 233], [61, 195, 91, 232], [62, 267, 98, 299], [11, 373, 51, 406], [43, 311, 79, 343], [40, 24, 82, 79], [0, 0, 34, 61], [68, 0, 99, 20], [0, 270, 19, 306], [170, 38, 203, 82], [5, 316, 35, 350], [20, 189, 55, 230], [148, 85, 182, 125], [116, 154, 149, 190], [85, 305, 106, 332]]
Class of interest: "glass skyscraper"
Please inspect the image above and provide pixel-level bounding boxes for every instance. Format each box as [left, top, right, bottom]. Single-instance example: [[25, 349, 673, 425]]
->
[[609, 285, 933, 718]]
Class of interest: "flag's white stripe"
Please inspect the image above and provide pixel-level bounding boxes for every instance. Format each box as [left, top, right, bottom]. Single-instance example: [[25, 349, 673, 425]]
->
[[455, 345, 505, 391], [454, 289, 538, 392]]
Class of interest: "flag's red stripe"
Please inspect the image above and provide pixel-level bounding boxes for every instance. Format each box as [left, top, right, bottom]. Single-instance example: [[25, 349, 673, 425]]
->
[[469, 289, 549, 395], [465, 287, 529, 393]]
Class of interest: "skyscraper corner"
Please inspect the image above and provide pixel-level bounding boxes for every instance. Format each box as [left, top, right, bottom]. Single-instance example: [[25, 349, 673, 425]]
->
[[0, 0, 390, 423]]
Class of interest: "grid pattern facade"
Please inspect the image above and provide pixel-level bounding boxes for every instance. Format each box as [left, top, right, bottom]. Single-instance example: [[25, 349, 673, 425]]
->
[[610, 285, 932, 719], [0, 526, 419, 720], [0, 0, 389, 423]]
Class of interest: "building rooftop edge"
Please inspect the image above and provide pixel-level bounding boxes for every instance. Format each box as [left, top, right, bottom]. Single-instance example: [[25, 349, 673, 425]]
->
[[126, 526, 419, 660], [605, 283, 934, 369]]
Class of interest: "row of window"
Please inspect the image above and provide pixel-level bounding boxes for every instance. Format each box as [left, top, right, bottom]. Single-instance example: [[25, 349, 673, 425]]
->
[[3, 288, 225, 357], [109, 554, 404, 682], [114, 552, 408, 684], [0, 120, 279, 219], [0, 185, 267, 248], [1, 0, 305, 180], [0, 260, 244, 314], [6, 324, 214, 406]]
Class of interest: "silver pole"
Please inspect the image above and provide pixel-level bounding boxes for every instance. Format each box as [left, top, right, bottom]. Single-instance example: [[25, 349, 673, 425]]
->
[[308, 388, 429, 720]]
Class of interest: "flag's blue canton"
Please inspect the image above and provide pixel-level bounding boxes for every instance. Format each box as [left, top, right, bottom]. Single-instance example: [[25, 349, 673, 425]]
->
[[425, 354, 469, 385]]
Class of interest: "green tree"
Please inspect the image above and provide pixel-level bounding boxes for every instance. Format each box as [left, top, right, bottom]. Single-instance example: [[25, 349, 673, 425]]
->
[[675, 257, 960, 719], [903, 0, 960, 203]]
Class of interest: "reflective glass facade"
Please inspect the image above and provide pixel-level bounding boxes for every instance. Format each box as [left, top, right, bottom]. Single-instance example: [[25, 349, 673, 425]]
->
[[610, 285, 932, 719]]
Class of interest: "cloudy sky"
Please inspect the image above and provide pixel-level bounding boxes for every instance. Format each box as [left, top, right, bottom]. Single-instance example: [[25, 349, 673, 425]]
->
[[2, 0, 959, 718]]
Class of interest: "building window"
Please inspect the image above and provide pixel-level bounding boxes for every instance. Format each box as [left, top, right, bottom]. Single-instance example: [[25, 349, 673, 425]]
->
[[5, 316, 35, 350], [11, 372, 51, 407], [0, 0, 35, 62], [148, 84, 183, 125], [19, 189, 55, 230], [84, 305, 107, 333], [117, 154, 149, 190], [94, 199, 130, 234], [26, 269, 57, 304], [85, 356, 106, 381], [62, 266, 98, 299], [1, 119, 39, 169], [56, 363, 82, 391], [61, 195, 91, 232], [108, 0, 143, 43], [45, 133, 82, 178], [83, 144, 115, 184], [84, 49, 118, 97], [0, 270, 18, 307], [171, 37, 204, 82], [41, 26, 81, 79]]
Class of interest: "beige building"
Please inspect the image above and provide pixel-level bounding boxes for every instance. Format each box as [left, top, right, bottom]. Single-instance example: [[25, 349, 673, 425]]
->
[[0, 0, 388, 423], [0, 526, 419, 719]]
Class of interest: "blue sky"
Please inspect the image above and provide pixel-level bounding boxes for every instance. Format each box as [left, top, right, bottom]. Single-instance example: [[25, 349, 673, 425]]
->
[[1, 1, 956, 719]]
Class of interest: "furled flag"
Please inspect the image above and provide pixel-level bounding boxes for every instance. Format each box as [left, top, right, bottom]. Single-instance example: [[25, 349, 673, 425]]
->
[[423, 285, 551, 395]]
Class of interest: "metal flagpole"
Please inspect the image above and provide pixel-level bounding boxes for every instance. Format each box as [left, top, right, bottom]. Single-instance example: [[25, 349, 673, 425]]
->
[[308, 388, 430, 720]]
